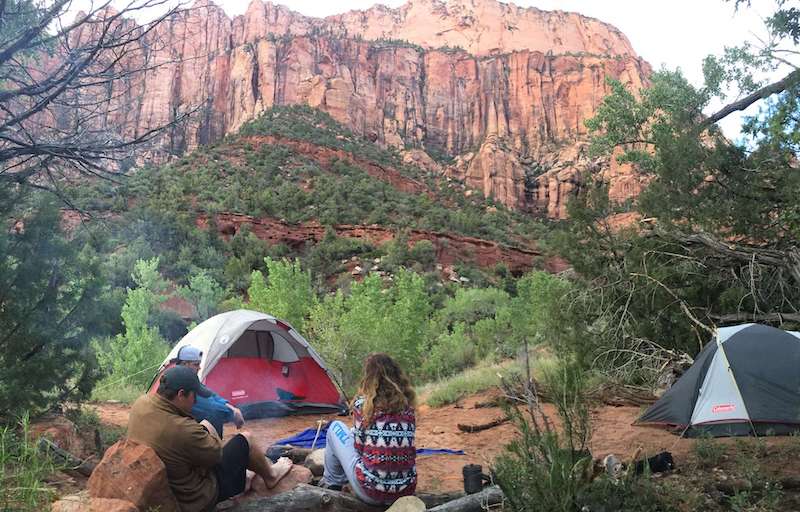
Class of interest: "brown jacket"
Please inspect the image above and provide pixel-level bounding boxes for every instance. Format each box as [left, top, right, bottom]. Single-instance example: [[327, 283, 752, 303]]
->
[[127, 393, 222, 512]]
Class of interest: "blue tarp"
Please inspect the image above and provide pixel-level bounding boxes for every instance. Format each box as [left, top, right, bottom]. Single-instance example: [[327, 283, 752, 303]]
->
[[275, 425, 465, 456]]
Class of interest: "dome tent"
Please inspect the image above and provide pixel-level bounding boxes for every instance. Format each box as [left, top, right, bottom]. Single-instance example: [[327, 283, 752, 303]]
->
[[637, 324, 800, 437], [149, 310, 346, 418]]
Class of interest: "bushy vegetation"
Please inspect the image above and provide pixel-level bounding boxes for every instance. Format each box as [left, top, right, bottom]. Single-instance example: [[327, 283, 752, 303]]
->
[[0, 415, 59, 511], [0, 190, 107, 421], [94, 259, 171, 393]]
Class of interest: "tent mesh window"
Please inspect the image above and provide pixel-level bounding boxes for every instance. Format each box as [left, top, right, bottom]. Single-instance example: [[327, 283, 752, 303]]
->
[[224, 330, 275, 359]]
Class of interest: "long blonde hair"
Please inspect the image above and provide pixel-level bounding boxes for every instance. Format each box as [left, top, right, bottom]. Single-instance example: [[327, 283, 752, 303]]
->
[[354, 353, 416, 423]]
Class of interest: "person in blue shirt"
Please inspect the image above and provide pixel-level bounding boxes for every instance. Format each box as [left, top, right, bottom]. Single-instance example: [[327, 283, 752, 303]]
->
[[172, 345, 245, 436]]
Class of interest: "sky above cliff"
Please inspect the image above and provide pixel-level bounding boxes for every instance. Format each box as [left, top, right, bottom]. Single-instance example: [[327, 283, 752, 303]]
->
[[219, 0, 779, 84]]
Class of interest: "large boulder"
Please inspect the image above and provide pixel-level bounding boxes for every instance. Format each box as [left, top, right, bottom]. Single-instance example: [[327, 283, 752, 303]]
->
[[52, 491, 138, 512], [88, 439, 179, 512]]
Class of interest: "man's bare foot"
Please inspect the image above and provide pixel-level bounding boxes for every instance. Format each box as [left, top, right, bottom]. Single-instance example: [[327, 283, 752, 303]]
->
[[244, 470, 256, 493], [265, 456, 293, 489]]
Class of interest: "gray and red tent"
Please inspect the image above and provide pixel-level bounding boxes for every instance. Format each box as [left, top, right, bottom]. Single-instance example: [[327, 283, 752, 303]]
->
[[149, 309, 346, 418], [637, 323, 800, 437]]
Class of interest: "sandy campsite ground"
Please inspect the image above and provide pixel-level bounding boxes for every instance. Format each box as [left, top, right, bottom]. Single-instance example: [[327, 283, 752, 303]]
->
[[92, 391, 700, 494]]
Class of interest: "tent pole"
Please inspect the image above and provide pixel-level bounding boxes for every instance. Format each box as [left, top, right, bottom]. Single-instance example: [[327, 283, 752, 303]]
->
[[717, 340, 759, 438]]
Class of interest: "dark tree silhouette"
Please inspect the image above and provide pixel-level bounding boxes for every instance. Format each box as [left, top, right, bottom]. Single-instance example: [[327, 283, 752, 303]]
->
[[0, 0, 192, 194]]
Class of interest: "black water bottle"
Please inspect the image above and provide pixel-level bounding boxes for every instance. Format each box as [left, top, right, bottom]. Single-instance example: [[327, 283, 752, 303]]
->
[[462, 464, 489, 494]]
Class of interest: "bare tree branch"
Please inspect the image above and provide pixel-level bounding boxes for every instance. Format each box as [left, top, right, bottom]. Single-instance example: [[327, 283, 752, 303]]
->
[[0, 0, 194, 189]]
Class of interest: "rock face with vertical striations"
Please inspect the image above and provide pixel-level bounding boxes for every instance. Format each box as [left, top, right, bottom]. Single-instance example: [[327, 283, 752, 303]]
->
[[80, 0, 651, 217]]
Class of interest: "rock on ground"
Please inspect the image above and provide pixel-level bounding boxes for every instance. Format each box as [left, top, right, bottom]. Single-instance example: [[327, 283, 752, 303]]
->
[[30, 416, 88, 459], [304, 449, 325, 477], [51, 491, 138, 512], [386, 495, 427, 512], [88, 439, 179, 512]]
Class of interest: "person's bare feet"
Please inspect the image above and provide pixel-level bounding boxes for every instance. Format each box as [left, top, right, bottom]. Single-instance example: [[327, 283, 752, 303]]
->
[[244, 470, 256, 493], [265, 456, 293, 488]]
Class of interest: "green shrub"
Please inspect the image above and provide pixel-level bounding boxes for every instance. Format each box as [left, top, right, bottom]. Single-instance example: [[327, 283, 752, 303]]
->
[[493, 360, 591, 512], [694, 433, 726, 469], [577, 477, 680, 512], [0, 191, 105, 419], [306, 270, 431, 391], [89, 381, 143, 404], [423, 322, 476, 379]]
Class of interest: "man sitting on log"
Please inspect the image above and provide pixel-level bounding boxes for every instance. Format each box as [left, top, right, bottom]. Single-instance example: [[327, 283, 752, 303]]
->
[[128, 366, 293, 511]]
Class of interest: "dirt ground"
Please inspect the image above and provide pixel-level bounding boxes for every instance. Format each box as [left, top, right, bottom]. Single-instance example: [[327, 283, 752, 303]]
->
[[36, 391, 800, 511], [90, 391, 697, 494]]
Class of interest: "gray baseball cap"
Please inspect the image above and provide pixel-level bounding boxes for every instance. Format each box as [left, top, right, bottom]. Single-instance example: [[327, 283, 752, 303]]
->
[[160, 366, 212, 398], [176, 345, 202, 362]]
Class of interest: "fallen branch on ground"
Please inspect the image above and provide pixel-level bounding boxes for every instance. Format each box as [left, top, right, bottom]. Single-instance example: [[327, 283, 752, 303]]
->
[[231, 484, 469, 511], [231, 484, 382, 512], [38, 437, 96, 477], [428, 485, 505, 512], [457, 417, 510, 433]]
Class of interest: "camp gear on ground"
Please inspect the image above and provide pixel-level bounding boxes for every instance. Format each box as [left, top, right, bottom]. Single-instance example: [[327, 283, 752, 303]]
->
[[462, 464, 491, 494], [274, 424, 466, 454], [637, 323, 800, 437], [149, 310, 346, 419]]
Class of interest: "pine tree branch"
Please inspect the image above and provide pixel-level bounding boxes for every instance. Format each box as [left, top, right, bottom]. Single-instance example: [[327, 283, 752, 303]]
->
[[701, 69, 800, 128]]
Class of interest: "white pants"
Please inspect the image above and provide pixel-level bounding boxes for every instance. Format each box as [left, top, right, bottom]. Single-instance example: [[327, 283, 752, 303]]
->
[[321, 420, 381, 505]]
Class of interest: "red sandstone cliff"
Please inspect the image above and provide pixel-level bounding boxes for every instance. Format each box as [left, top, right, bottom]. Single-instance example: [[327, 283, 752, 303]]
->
[[96, 0, 651, 217]]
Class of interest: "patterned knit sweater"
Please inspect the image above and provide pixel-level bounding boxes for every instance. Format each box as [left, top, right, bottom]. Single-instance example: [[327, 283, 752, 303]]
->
[[352, 397, 417, 503]]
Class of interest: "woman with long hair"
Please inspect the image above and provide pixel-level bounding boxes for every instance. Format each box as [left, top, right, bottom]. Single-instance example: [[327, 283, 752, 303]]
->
[[321, 353, 417, 505]]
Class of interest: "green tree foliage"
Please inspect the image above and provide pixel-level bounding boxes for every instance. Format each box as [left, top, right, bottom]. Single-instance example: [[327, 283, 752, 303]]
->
[[0, 191, 105, 420], [306, 270, 431, 391], [96, 259, 169, 389], [510, 272, 587, 364], [423, 287, 515, 378], [248, 257, 316, 330], [551, 1, 800, 381], [179, 270, 225, 321]]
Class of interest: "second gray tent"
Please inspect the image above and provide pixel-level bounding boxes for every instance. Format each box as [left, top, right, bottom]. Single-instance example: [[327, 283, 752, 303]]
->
[[637, 323, 800, 437]]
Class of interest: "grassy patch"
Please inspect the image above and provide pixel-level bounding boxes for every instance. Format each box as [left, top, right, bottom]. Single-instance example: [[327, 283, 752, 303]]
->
[[0, 414, 60, 511], [90, 380, 143, 404], [694, 433, 726, 469], [421, 361, 519, 407]]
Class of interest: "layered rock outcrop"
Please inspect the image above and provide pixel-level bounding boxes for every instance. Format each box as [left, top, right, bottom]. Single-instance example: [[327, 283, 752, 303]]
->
[[92, 0, 650, 217]]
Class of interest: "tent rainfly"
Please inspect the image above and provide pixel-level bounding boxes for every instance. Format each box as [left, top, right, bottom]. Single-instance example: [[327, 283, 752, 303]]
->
[[637, 323, 800, 437], [149, 310, 346, 418]]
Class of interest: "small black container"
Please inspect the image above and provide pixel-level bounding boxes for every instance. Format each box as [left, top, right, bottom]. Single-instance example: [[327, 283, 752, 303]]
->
[[462, 464, 491, 494]]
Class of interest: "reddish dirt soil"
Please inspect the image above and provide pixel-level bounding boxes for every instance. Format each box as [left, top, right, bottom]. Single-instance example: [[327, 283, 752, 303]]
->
[[90, 391, 698, 494]]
